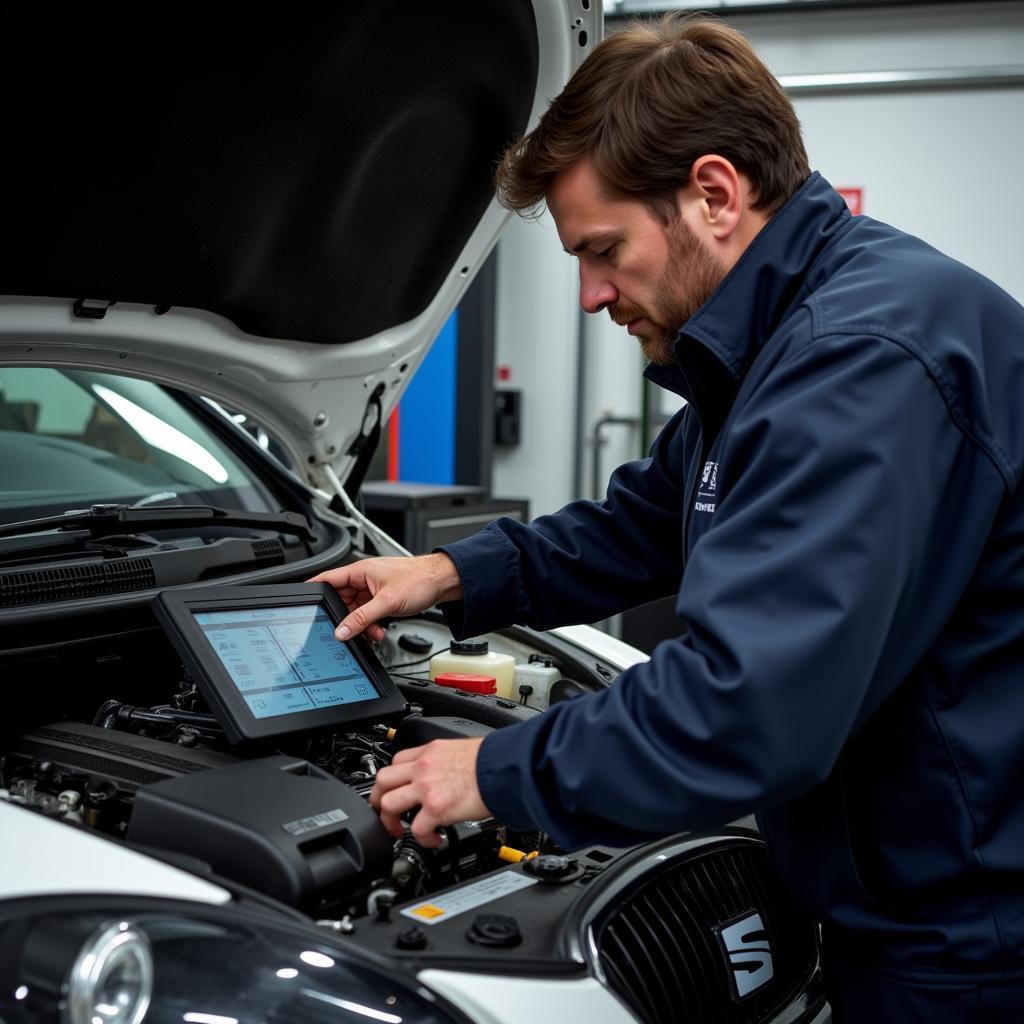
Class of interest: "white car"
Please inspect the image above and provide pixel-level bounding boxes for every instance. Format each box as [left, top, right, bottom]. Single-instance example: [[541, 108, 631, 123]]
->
[[0, 3, 826, 1023]]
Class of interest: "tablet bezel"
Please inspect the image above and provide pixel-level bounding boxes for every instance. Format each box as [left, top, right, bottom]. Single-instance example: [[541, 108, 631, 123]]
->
[[153, 583, 406, 745]]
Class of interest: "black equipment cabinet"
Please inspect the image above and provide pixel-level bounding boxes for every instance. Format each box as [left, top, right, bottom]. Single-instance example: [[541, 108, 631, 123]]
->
[[359, 482, 528, 554]]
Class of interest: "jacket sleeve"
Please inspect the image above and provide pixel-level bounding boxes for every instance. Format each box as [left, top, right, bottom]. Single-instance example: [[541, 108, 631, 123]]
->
[[438, 405, 693, 638], [474, 332, 1006, 848]]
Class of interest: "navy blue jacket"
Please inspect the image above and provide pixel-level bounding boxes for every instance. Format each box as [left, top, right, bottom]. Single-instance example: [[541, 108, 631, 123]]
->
[[441, 173, 1024, 976]]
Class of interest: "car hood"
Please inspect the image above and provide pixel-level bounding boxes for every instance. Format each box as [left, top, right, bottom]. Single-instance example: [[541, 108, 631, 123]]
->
[[0, 2, 598, 490]]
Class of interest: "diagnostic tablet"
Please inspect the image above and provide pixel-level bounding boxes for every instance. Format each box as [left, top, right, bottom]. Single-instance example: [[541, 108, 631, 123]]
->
[[153, 583, 406, 744]]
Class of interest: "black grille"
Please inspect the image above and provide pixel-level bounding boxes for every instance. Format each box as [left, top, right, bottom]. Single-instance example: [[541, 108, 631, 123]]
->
[[29, 726, 218, 776], [596, 840, 817, 1024], [0, 558, 156, 606], [15, 741, 172, 787], [9, 723, 238, 792]]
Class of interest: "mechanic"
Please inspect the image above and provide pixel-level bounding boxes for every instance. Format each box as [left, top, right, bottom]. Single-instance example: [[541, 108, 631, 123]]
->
[[314, 15, 1024, 1021]]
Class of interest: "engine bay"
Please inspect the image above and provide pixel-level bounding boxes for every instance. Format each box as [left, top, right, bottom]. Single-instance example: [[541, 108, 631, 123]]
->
[[0, 584, 603, 926]]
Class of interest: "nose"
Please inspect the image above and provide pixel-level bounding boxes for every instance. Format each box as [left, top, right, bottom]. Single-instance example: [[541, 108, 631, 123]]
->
[[578, 265, 618, 314]]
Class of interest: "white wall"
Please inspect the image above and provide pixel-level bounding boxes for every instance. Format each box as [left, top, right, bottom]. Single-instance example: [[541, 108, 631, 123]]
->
[[492, 2, 1024, 517], [491, 211, 581, 517], [747, 1, 1024, 305]]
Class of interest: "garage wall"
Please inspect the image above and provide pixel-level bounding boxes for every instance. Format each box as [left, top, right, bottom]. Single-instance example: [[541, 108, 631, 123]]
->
[[750, 0, 1024, 306], [491, 210, 581, 516], [491, 1, 1024, 518]]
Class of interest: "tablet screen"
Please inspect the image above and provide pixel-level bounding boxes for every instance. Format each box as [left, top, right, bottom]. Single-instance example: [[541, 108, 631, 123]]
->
[[192, 603, 379, 720]]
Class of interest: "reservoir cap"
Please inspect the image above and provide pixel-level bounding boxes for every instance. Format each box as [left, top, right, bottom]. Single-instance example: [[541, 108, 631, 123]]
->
[[450, 639, 489, 655], [434, 672, 497, 695]]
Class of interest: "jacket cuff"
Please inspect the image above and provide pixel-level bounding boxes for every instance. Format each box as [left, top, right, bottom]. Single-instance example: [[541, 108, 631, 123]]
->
[[476, 725, 537, 830], [436, 522, 524, 639]]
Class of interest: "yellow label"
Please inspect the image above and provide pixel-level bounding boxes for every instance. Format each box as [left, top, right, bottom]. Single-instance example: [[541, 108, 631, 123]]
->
[[411, 904, 445, 920]]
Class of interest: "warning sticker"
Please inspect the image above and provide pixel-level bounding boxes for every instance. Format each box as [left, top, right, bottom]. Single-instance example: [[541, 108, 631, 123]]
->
[[399, 870, 538, 926]]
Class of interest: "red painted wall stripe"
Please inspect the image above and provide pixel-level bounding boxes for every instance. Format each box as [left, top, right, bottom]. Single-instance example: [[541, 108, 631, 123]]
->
[[387, 406, 400, 481]]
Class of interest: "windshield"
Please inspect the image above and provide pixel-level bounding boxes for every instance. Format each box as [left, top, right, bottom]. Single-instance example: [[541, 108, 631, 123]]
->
[[0, 367, 276, 525]]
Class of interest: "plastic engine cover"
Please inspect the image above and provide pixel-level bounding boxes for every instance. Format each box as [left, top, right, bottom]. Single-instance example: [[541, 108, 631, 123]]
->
[[128, 755, 392, 908]]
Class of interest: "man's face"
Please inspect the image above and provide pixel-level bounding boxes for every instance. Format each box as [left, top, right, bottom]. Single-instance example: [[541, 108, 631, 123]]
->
[[548, 159, 726, 366]]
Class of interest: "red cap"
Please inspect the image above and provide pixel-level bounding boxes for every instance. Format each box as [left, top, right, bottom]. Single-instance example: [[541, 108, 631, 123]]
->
[[433, 672, 497, 695]]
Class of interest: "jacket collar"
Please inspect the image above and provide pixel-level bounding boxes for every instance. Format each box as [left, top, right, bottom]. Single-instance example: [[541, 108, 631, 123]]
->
[[644, 172, 851, 405]]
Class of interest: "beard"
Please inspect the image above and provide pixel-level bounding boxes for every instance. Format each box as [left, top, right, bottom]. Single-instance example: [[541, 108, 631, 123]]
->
[[609, 218, 726, 367]]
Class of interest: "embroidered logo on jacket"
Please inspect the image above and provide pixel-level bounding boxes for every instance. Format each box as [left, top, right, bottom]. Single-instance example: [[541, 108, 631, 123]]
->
[[695, 460, 718, 513]]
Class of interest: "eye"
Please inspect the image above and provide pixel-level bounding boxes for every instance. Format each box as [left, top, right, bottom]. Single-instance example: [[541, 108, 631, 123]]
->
[[596, 244, 617, 262]]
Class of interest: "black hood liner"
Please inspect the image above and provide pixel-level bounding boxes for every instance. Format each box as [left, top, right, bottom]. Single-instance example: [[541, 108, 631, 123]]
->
[[0, 2, 538, 344]]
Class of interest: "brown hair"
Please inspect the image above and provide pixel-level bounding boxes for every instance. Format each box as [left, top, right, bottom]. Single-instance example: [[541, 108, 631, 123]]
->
[[495, 14, 809, 220]]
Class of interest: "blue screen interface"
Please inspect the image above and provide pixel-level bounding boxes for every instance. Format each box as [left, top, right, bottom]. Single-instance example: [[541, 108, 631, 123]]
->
[[193, 604, 379, 720]]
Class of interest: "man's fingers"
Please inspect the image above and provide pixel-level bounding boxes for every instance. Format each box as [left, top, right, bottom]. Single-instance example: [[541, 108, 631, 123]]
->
[[378, 786, 426, 840], [379, 787, 421, 819], [370, 762, 416, 807], [409, 808, 444, 848], [307, 569, 384, 640], [308, 566, 358, 589], [379, 809, 407, 839], [371, 766, 418, 838], [390, 744, 427, 766], [335, 592, 394, 640], [345, 593, 386, 641]]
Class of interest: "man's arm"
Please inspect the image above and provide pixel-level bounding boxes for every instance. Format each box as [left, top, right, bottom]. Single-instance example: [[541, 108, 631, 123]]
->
[[472, 333, 1005, 847], [438, 404, 693, 639], [310, 551, 463, 642], [363, 333, 1004, 849], [315, 405, 693, 642]]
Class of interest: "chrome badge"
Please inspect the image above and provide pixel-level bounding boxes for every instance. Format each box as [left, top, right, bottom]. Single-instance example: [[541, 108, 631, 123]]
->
[[716, 910, 774, 1000]]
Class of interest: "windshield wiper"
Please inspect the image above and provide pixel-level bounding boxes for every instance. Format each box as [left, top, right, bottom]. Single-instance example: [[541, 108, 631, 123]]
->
[[0, 504, 316, 543]]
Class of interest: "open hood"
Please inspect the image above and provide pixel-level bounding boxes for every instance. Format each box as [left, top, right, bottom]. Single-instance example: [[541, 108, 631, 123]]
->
[[0, 1, 599, 490]]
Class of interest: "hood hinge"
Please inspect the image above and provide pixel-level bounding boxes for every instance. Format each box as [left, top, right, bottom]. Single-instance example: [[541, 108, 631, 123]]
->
[[334, 381, 386, 504]]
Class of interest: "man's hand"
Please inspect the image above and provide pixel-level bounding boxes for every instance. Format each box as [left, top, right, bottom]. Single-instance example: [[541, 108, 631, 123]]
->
[[370, 738, 490, 847], [310, 552, 463, 643]]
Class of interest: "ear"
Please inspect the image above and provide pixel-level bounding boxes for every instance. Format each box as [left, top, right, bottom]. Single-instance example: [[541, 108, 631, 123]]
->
[[688, 155, 743, 241]]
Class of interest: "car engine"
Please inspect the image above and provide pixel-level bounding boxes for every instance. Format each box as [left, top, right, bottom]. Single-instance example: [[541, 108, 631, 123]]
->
[[1, 645, 551, 919]]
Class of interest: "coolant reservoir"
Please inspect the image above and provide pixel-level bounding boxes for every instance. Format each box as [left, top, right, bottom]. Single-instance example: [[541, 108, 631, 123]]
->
[[429, 640, 516, 699], [513, 660, 562, 710]]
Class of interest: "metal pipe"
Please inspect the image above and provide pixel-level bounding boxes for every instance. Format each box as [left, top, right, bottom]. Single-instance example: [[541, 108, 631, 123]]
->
[[607, 0, 1022, 16], [779, 64, 1024, 95], [590, 413, 671, 500]]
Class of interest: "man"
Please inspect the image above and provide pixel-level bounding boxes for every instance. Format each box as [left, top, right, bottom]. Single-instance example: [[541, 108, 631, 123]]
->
[[314, 15, 1024, 1020]]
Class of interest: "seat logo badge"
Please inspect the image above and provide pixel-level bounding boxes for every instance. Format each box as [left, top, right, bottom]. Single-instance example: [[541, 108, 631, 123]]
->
[[715, 910, 774, 1000]]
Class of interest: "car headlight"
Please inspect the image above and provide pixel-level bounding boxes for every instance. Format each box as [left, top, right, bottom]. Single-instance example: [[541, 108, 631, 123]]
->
[[1, 900, 461, 1024], [66, 922, 153, 1024]]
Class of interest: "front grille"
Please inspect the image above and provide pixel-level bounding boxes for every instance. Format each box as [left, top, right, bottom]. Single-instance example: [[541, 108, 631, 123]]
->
[[0, 558, 156, 606], [596, 840, 817, 1024]]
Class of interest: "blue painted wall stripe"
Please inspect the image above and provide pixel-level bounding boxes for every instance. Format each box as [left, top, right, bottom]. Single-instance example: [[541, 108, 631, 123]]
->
[[397, 310, 457, 484]]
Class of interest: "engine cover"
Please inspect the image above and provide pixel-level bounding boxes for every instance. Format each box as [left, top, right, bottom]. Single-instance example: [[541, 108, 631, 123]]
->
[[127, 755, 393, 910]]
